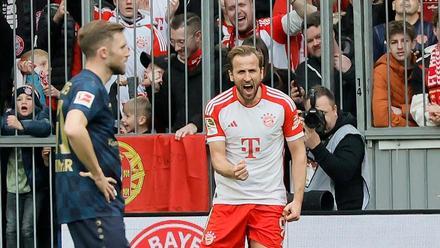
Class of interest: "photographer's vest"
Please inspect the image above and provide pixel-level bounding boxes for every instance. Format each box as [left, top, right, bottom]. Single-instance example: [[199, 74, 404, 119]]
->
[[306, 124, 371, 210]]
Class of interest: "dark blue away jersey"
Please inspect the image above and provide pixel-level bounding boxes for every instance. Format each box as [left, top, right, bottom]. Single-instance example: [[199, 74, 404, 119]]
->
[[55, 69, 124, 224]]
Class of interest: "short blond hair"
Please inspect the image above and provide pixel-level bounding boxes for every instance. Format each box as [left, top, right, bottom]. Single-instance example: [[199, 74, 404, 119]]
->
[[78, 20, 124, 58], [21, 49, 48, 61], [123, 96, 152, 122]]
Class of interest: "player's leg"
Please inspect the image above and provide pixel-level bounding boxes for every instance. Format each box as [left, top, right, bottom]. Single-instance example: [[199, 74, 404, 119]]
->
[[200, 204, 253, 248], [68, 216, 129, 248], [247, 205, 285, 248]]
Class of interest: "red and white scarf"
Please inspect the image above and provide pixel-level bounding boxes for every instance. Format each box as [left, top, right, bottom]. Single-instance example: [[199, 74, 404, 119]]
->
[[427, 44, 440, 105], [188, 48, 202, 71]]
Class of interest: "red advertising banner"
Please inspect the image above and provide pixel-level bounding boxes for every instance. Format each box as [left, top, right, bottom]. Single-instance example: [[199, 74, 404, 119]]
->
[[117, 134, 210, 213]]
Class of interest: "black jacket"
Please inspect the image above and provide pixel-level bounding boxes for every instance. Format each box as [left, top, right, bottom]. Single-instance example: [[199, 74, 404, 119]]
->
[[0, 8, 13, 111], [37, 4, 77, 89], [295, 56, 357, 117], [309, 111, 365, 210]]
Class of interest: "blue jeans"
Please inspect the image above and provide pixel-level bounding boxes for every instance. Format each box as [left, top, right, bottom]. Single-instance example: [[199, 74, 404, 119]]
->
[[6, 191, 43, 248]]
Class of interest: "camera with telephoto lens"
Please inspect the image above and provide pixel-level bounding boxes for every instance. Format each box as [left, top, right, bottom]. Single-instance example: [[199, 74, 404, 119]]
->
[[303, 88, 326, 135]]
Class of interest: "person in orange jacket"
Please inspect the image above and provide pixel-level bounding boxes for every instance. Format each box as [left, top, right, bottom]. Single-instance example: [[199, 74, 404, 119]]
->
[[372, 20, 418, 127]]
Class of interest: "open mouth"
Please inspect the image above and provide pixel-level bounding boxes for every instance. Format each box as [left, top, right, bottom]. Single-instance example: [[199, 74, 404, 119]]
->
[[21, 106, 29, 112], [242, 84, 254, 94], [237, 16, 246, 24]]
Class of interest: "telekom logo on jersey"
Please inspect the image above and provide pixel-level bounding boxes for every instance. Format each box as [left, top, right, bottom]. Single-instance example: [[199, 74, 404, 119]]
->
[[241, 138, 261, 158]]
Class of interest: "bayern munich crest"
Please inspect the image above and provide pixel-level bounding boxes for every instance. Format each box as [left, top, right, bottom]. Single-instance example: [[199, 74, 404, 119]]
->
[[136, 36, 148, 49], [261, 113, 276, 127], [118, 141, 145, 205], [203, 231, 216, 245]]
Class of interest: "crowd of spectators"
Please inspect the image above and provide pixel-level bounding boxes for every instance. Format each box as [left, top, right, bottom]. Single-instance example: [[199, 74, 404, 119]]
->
[[1, 0, 440, 246]]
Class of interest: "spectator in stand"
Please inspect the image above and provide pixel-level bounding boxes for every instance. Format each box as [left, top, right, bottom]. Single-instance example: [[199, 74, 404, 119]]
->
[[410, 8, 440, 127], [1, 85, 51, 248], [176, 0, 221, 44], [1, 0, 46, 58], [151, 13, 229, 138], [373, 20, 417, 127], [219, 0, 233, 41], [293, 12, 356, 117], [0, 9, 14, 112], [372, 0, 437, 62], [137, 55, 166, 97], [1, 0, 47, 112], [302, 85, 370, 210], [37, 1, 82, 95], [18, 49, 50, 108], [120, 96, 152, 134], [102, 0, 168, 80], [222, 0, 316, 70]]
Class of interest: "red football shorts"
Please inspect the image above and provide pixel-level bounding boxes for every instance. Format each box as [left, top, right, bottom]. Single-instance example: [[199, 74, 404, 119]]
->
[[200, 204, 285, 248]]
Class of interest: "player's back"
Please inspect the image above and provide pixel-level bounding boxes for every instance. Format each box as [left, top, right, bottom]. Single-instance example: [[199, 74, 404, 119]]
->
[[55, 69, 124, 224]]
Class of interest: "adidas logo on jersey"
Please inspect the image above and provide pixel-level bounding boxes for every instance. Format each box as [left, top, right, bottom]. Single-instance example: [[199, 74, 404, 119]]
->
[[228, 120, 238, 128]]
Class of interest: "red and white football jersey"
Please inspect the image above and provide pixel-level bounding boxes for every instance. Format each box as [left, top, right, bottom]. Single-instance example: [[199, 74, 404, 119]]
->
[[139, 0, 169, 41], [96, 7, 168, 79], [205, 84, 304, 205], [222, 14, 302, 70]]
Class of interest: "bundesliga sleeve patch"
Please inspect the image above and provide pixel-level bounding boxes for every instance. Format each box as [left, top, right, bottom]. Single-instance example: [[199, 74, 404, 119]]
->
[[73, 91, 95, 108], [205, 117, 218, 136]]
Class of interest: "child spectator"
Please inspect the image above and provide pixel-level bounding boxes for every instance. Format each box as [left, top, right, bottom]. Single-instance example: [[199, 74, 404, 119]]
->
[[372, 20, 417, 127], [120, 96, 152, 134], [18, 49, 51, 108], [1, 85, 51, 248]]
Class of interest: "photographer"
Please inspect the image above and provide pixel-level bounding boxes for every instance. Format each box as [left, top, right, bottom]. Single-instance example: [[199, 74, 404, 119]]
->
[[302, 86, 370, 210]]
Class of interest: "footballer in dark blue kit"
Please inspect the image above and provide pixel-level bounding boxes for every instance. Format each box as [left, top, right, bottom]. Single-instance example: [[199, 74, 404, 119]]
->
[[55, 20, 130, 247], [55, 70, 123, 223]]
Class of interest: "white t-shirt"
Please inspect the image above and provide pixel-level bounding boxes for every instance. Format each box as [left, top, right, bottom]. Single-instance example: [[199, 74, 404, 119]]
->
[[205, 84, 304, 205]]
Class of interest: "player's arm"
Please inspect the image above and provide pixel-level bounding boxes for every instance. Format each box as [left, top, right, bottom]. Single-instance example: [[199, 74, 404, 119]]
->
[[283, 137, 307, 221], [208, 141, 248, 181], [64, 109, 117, 202]]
